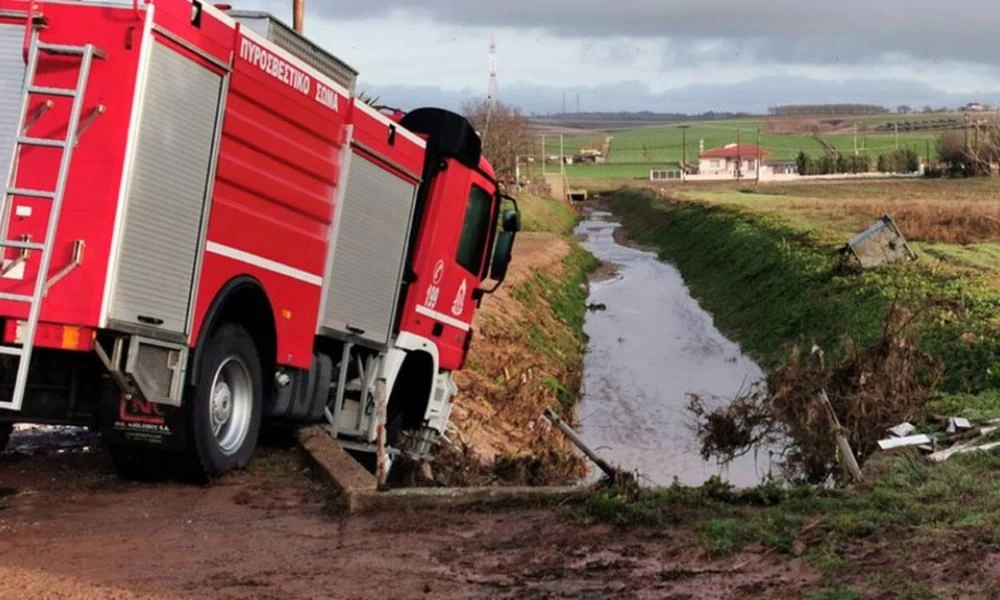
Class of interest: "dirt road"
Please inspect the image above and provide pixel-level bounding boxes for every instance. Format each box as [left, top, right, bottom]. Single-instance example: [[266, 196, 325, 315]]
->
[[0, 434, 819, 600]]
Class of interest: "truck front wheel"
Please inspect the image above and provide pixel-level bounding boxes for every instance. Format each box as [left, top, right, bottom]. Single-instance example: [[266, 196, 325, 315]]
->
[[189, 324, 263, 479]]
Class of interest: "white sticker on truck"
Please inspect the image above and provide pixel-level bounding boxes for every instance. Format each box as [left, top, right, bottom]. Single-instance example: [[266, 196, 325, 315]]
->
[[451, 279, 467, 316], [238, 37, 339, 112]]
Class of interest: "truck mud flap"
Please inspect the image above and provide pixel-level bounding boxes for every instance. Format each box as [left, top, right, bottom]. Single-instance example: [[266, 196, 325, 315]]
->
[[103, 392, 186, 452]]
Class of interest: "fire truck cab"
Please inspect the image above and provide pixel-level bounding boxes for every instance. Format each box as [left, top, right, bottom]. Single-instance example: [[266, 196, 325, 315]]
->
[[0, 0, 519, 478]]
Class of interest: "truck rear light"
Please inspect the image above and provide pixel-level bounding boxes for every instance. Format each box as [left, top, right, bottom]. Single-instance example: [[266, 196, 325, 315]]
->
[[3, 321, 95, 351]]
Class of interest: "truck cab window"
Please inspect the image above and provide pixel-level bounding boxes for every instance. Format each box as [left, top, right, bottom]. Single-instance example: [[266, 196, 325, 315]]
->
[[455, 185, 492, 274]]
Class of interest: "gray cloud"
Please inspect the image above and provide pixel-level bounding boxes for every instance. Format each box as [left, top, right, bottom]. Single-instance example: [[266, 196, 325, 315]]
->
[[266, 0, 1000, 66]]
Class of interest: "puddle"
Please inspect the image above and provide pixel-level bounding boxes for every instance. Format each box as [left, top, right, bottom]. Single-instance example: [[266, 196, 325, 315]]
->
[[577, 211, 776, 487], [6, 425, 96, 455]]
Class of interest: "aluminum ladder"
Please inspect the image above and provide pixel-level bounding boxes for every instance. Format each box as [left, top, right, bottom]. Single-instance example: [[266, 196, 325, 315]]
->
[[0, 35, 105, 411]]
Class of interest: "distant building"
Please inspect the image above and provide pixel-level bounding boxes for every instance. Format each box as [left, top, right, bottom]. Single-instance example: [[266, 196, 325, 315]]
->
[[649, 169, 682, 182], [698, 144, 770, 178], [573, 148, 604, 163], [767, 160, 798, 176]]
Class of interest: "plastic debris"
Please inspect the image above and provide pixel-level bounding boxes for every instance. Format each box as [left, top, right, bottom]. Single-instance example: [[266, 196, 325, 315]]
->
[[879, 418, 1000, 463], [888, 422, 917, 438], [843, 216, 917, 269], [945, 417, 972, 434]]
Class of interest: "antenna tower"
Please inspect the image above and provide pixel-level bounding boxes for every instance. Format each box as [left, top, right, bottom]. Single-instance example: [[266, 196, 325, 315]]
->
[[487, 36, 498, 104]]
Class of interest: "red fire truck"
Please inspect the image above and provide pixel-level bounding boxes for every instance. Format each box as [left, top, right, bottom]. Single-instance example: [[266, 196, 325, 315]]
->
[[0, 0, 519, 478]]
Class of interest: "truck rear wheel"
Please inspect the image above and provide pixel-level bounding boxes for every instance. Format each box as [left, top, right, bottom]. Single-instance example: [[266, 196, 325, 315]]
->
[[0, 422, 11, 454], [189, 323, 262, 479]]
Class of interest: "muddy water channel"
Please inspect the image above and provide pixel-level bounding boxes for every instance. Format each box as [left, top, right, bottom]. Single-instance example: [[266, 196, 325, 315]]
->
[[577, 211, 775, 487]]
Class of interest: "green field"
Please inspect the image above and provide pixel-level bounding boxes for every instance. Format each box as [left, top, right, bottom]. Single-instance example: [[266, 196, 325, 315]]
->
[[539, 117, 944, 179]]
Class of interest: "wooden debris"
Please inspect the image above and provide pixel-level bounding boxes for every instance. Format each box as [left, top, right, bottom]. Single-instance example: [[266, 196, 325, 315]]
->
[[878, 434, 933, 451], [929, 441, 1000, 463], [818, 390, 864, 483]]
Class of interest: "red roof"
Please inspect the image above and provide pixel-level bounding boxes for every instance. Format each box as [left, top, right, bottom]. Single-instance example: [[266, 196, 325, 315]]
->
[[700, 144, 770, 159]]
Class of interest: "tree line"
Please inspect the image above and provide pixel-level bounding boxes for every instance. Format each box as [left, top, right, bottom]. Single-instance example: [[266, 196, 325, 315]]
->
[[769, 104, 888, 117], [795, 148, 921, 175]]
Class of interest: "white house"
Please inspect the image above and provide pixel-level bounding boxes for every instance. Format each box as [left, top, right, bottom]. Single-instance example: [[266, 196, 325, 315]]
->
[[697, 143, 770, 178]]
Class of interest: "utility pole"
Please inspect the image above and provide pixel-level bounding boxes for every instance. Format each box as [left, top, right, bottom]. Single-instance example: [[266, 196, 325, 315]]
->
[[964, 114, 970, 152], [560, 133, 565, 180], [894, 122, 899, 149], [541, 134, 546, 176], [853, 121, 858, 156], [293, 0, 304, 33], [736, 128, 742, 180], [756, 125, 762, 184], [679, 125, 689, 178]]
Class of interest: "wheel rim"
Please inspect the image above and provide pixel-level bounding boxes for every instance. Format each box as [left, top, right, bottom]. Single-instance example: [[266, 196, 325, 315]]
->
[[209, 356, 252, 456]]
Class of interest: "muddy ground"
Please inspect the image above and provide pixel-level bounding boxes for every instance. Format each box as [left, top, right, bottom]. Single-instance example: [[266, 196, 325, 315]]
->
[[0, 438, 820, 600]]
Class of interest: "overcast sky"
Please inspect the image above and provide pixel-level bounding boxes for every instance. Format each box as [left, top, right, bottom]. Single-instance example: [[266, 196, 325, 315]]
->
[[242, 0, 1000, 114]]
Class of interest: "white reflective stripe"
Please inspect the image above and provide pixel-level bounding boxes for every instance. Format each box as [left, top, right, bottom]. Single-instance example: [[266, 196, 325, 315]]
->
[[206, 242, 324, 287], [414, 305, 472, 332]]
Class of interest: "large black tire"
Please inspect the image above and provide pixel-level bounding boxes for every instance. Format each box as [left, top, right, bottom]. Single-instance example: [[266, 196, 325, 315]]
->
[[188, 323, 263, 479], [0, 422, 11, 454]]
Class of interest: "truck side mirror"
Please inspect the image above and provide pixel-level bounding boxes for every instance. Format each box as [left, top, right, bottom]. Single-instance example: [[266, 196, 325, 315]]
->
[[502, 209, 521, 233], [489, 231, 515, 282]]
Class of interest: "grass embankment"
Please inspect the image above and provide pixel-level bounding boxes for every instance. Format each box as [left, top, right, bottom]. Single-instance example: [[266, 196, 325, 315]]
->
[[588, 185, 1000, 596], [446, 194, 598, 485]]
